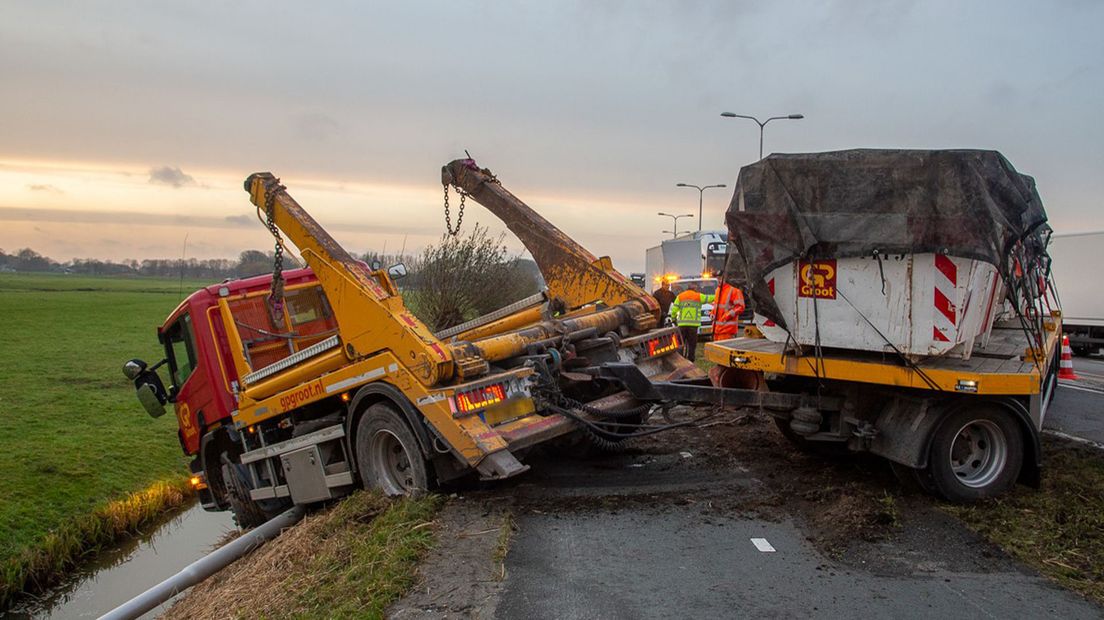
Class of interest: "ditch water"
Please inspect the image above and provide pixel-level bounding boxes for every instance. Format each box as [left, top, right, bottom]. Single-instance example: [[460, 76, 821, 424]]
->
[[9, 501, 235, 619]]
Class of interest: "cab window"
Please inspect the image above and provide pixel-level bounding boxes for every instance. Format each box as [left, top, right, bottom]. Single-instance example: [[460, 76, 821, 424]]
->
[[164, 313, 198, 388]]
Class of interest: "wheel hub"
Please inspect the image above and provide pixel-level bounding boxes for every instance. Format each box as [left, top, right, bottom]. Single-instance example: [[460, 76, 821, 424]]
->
[[949, 419, 1007, 489], [370, 429, 416, 495]]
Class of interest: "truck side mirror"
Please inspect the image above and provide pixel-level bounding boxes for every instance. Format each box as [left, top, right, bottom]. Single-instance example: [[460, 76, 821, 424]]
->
[[123, 358, 171, 417], [136, 383, 167, 418], [387, 263, 408, 280]]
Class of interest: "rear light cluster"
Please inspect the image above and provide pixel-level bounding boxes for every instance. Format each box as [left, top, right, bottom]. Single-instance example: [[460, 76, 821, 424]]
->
[[646, 332, 681, 357], [452, 382, 508, 417]]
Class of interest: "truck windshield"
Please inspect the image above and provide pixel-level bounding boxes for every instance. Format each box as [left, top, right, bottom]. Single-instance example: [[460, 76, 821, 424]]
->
[[164, 313, 198, 388]]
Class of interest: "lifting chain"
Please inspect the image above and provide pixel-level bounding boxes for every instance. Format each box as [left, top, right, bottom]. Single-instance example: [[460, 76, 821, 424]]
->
[[442, 182, 466, 237], [262, 176, 288, 326], [442, 156, 501, 237]]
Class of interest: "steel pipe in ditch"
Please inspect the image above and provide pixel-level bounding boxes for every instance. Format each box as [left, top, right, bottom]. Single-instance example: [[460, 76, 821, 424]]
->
[[98, 505, 306, 620]]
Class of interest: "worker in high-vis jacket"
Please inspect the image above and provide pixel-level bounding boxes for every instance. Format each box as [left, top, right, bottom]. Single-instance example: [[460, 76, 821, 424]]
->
[[712, 283, 746, 342], [669, 282, 716, 360]]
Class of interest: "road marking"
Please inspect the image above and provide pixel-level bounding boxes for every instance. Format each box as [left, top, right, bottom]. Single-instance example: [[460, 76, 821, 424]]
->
[[1042, 429, 1104, 451], [1058, 382, 1104, 395], [750, 538, 776, 553]]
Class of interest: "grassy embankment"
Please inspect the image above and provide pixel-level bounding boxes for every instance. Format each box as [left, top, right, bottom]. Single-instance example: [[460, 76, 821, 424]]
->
[[0, 273, 209, 607], [945, 437, 1104, 602], [164, 491, 442, 620]]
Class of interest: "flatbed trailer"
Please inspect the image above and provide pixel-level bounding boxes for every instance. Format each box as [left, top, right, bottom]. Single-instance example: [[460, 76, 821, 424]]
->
[[705, 314, 1061, 501], [704, 149, 1060, 502]]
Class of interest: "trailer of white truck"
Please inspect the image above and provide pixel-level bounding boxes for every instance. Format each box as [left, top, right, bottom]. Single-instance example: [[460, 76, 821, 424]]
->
[[1049, 231, 1104, 355]]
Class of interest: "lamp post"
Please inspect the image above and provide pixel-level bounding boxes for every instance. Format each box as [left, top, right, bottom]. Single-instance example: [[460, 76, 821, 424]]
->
[[657, 212, 693, 238], [676, 183, 726, 231], [720, 112, 804, 160]]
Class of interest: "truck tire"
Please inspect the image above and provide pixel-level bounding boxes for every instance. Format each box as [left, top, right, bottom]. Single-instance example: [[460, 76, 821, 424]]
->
[[355, 403, 430, 497], [927, 405, 1024, 502], [221, 463, 271, 529]]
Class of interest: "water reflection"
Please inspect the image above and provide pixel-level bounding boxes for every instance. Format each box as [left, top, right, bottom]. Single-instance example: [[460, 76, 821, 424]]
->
[[9, 502, 235, 619]]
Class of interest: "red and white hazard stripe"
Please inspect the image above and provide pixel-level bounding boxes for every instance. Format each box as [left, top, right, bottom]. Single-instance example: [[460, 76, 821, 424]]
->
[[933, 254, 957, 343]]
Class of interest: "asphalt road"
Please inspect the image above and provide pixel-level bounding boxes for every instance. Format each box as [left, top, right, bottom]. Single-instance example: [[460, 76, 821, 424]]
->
[[496, 451, 1102, 620], [488, 362, 1104, 620], [1047, 354, 1104, 444]]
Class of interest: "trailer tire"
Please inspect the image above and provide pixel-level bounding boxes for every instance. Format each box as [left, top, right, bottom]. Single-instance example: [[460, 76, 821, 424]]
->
[[355, 403, 430, 497], [927, 406, 1024, 502], [222, 463, 271, 529]]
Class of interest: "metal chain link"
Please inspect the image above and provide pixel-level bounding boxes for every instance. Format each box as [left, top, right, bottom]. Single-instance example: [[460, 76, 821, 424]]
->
[[443, 183, 466, 236], [263, 177, 288, 325]]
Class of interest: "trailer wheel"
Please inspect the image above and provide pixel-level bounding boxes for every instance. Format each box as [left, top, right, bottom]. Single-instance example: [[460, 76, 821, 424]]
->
[[221, 463, 271, 529], [355, 403, 429, 497], [927, 406, 1024, 502]]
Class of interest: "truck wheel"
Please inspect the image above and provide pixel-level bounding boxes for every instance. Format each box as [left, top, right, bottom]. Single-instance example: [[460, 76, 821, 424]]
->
[[355, 403, 429, 497], [221, 463, 271, 529], [927, 406, 1024, 502]]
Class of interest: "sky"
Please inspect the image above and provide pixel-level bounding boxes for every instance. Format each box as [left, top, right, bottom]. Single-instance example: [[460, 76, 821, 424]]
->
[[1, 0, 1101, 273]]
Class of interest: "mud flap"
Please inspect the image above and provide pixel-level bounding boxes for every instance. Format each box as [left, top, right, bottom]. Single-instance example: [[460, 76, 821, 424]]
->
[[476, 449, 530, 480], [868, 396, 942, 469]]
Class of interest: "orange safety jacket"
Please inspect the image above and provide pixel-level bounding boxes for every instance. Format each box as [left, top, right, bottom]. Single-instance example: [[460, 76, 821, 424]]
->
[[712, 284, 745, 341]]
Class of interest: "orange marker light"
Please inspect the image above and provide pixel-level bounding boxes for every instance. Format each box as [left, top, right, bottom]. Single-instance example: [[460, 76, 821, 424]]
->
[[453, 383, 509, 416], [646, 332, 681, 357]]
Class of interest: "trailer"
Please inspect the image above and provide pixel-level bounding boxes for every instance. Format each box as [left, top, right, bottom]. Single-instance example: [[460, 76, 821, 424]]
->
[[707, 149, 1059, 502], [1048, 231, 1104, 355]]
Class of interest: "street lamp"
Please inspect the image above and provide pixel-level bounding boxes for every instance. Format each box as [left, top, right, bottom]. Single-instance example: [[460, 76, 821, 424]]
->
[[676, 183, 727, 231], [720, 112, 804, 160], [657, 212, 694, 238]]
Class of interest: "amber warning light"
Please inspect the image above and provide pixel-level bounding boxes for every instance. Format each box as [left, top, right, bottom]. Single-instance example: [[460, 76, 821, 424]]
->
[[453, 383, 508, 416], [647, 332, 681, 357]]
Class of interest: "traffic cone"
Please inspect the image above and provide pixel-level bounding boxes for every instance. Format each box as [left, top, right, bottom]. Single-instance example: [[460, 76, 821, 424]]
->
[[1058, 334, 1079, 380]]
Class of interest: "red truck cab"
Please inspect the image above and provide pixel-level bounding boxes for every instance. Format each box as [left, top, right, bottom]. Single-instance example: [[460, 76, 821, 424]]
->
[[156, 268, 321, 455]]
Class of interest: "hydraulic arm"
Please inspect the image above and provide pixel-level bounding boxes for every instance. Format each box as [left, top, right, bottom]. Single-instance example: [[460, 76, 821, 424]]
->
[[441, 159, 660, 318], [244, 173, 463, 385]]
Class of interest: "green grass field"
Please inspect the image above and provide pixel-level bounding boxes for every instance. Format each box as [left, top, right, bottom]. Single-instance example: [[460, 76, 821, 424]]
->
[[0, 273, 212, 603]]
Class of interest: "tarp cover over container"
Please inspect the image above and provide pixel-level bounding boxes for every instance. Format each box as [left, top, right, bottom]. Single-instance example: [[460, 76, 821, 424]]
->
[[724, 149, 1049, 328]]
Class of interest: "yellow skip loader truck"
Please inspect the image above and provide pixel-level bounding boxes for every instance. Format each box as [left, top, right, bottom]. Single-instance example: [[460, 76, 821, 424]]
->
[[123, 158, 788, 526]]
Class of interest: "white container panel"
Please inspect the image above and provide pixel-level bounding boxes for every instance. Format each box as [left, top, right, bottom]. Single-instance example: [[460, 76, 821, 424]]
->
[[754, 253, 1002, 359]]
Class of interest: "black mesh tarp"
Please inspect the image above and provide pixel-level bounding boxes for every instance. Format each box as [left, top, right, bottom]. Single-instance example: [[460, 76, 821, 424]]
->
[[724, 149, 1049, 327]]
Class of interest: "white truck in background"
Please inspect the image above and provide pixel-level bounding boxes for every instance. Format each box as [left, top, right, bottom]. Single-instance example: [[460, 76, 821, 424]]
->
[[645, 231, 728, 336], [644, 231, 727, 288], [1049, 231, 1104, 355]]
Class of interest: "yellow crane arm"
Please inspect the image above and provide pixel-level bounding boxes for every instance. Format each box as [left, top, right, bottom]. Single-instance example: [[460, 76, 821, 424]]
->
[[441, 159, 660, 316], [244, 173, 457, 386]]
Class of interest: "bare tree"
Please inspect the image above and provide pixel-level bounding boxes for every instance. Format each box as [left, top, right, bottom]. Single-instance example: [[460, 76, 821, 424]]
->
[[408, 225, 540, 331]]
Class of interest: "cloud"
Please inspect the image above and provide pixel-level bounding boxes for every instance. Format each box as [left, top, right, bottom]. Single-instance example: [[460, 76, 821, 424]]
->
[[224, 214, 254, 226], [27, 183, 64, 193], [148, 165, 197, 188], [0, 206, 435, 236]]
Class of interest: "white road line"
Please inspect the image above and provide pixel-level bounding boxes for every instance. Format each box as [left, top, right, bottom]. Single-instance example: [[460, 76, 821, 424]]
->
[[750, 538, 776, 553], [1057, 382, 1104, 395], [1042, 429, 1104, 451]]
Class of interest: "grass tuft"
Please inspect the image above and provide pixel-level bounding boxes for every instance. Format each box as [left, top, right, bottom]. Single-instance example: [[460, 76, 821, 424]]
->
[[493, 510, 516, 581]]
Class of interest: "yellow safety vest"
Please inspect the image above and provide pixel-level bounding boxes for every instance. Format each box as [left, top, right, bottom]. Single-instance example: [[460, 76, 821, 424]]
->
[[670, 290, 715, 327]]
